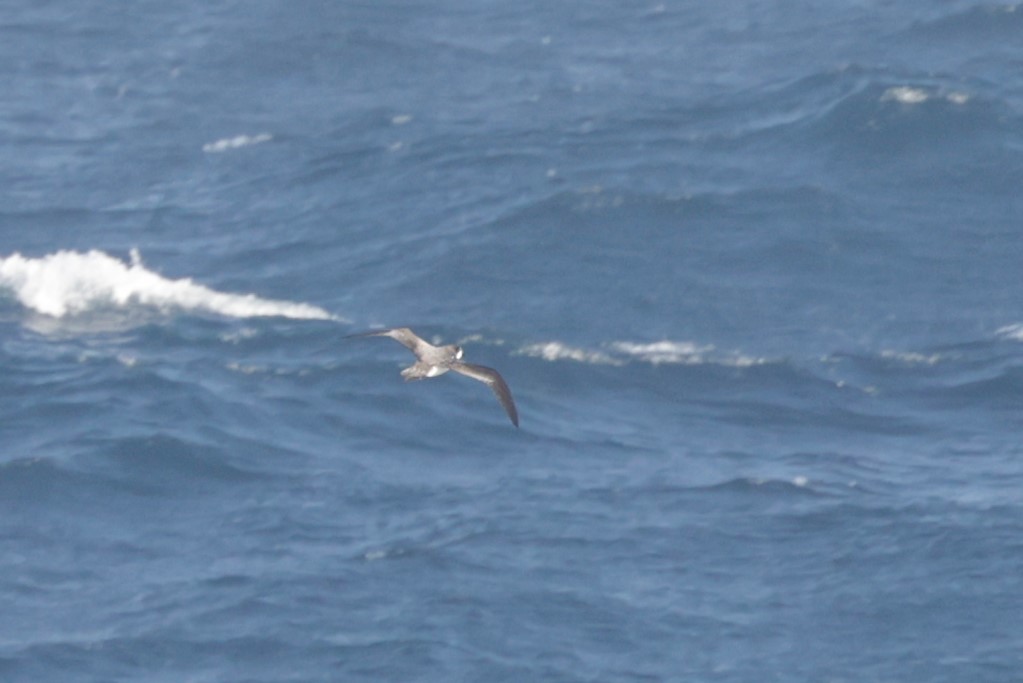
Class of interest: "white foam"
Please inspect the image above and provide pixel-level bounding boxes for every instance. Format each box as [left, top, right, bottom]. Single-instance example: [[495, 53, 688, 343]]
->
[[0, 249, 338, 321], [879, 349, 941, 365], [881, 86, 971, 106], [517, 342, 621, 365], [615, 340, 766, 367], [610, 340, 712, 365], [518, 339, 766, 368], [202, 133, 272, 153], [881, 86, 929, 104], [997, 324, 1023, 341]]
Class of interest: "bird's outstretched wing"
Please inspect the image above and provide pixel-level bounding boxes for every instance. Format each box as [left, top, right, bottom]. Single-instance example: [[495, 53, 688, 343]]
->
[[450, 361, 519, 427], [346, 327, 428, 355]]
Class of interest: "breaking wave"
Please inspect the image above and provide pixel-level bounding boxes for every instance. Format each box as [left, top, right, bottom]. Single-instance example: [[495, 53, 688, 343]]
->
[[0, 249, 338, 321], [996, 323, 1023, 341], [202, 133, 273, 153], [517, 339, 767, 367]]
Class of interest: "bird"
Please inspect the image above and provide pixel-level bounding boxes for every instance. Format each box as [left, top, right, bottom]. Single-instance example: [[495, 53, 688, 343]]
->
[[346, 327, 519, 427]]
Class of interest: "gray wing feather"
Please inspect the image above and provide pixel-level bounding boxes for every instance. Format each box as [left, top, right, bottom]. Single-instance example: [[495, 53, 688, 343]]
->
[[450, 361, 519, 427]]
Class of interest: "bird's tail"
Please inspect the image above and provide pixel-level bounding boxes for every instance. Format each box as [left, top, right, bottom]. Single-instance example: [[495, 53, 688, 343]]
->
[[400, 363, 430, 381]]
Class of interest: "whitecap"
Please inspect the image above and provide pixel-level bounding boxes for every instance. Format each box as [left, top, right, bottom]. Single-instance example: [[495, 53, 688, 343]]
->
[[610, 340, 713, 365], [518, 339, 766, 367], [517, 341, 621, 365], [881, 86, 930, 104], [881, 86, 970, 107], [996, 323, 1023, 341], [220, 327, 260, 344], [0, 249, 339, 321], [117, 353, 139, 367], [612, 340, 766, 367], [879, 349, 941, 365], [202, 133, 273, 153]]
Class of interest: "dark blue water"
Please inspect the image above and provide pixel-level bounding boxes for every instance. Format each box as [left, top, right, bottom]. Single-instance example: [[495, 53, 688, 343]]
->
[[2, 2, 1022, 681]]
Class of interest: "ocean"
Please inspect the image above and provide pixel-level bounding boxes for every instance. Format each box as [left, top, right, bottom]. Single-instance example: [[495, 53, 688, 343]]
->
[[2, 2, 1022, 681]]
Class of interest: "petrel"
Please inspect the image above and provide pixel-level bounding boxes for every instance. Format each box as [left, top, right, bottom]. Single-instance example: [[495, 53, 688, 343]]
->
[[347, 327, 519, 427]]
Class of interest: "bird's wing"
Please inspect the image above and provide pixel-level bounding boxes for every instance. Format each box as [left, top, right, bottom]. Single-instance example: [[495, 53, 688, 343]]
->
[[346, 327, 428, 355], [450, 361, 519, 427]]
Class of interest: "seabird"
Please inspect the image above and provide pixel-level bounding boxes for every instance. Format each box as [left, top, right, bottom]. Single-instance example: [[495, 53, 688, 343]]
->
[[347, 327, 519, 427]]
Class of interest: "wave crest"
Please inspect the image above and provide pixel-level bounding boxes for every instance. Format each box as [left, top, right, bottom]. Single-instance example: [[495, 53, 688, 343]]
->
[[997, 324, 1023, 341], [0, 249, 338, 321], [517, 339, 767, 367], [202, 133, 273, 153]]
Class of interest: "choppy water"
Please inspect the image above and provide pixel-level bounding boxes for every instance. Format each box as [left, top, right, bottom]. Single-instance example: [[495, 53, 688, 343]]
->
[[2, 2, 1022, 681]]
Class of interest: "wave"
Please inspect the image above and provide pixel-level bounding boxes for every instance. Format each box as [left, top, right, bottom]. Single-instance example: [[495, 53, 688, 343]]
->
[[517, 341, 622, 366], [517, 339, 768, 368], [879, 85, 970, 106], [996, 323, 1023, 341], [699, 476, 818, 496], [905, 3, 1023, 41], [202, 133, 273, 153], [0, 249, 338, 321]]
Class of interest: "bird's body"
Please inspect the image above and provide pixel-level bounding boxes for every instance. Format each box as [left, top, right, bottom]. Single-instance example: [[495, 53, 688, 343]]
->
[[347, 327, 519, 427]]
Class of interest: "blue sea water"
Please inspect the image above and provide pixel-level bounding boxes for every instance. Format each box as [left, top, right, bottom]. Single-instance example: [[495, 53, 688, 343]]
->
[[2, 1, 1023, 681]]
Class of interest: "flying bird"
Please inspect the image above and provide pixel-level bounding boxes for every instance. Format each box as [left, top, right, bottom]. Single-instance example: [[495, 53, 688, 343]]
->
[[347, 327, 519, 427]]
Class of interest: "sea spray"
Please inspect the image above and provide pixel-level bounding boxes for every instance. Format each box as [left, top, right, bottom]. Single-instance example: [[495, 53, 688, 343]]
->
[[0, 249, 338, 321]]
